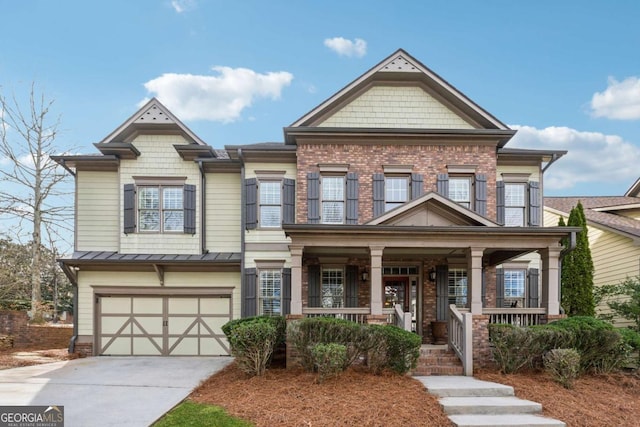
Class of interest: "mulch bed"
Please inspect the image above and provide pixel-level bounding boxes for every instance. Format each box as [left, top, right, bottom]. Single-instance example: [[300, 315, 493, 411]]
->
[[476, 369, 640, 427], [0, 348, 76, 370], [190, 362, 453, 427]]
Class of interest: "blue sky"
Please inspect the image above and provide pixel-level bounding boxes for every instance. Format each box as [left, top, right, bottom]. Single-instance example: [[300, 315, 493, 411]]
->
[[2, 0, 640, 197]]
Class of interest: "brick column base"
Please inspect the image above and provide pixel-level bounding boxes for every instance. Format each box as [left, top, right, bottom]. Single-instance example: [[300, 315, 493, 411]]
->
[[540, 314, 567, 324], [366, 315, 388, 325], [472, 315, 493, 369], [285, 314, 304, 369]]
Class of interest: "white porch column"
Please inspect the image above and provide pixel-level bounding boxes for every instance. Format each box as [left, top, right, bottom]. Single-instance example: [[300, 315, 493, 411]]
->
[[290, 245, 304, 315], [370, 246, 384, 316], [541, 246, 562, 315], [467, 247, 484, 315]]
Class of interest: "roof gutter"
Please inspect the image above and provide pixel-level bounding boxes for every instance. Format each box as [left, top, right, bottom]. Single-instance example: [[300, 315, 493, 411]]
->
[[238, 149, 247, 317], [57, 159, 76, 177], [542, 152, 562, 173]]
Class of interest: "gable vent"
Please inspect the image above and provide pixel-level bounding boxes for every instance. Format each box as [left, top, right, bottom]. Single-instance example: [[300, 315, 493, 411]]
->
[[134, 105, 175, 124], [381, 55, 420, 72]]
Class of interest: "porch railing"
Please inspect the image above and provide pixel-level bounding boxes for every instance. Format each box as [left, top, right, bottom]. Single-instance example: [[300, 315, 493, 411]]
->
[[448, 304, 473, 376], [394, 304, 412, 331], [483, 308, 546, 326], [303, 307, 369, 324]]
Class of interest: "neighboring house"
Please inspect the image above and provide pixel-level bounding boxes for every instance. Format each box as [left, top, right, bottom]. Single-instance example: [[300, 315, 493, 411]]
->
[[54, 49, 576, 372], [545, 181, 640, 328]]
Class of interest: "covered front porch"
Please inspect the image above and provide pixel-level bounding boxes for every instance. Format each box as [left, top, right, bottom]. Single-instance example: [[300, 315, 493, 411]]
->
[[284, 224, 578, 373]]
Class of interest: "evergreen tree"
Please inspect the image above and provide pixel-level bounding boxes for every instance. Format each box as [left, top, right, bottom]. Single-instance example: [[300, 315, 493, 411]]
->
[[560, 202, 595, 316]]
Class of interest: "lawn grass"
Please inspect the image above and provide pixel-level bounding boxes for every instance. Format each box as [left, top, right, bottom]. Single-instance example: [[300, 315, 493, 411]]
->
[[153, 400, 253, 427]]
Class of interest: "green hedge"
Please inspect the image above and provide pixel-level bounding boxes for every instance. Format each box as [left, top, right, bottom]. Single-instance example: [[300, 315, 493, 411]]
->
[[222, 315, 286, 346], [489, 317, 630, 374], [368, 324, 421, 374], [227, 321, 278, 377]]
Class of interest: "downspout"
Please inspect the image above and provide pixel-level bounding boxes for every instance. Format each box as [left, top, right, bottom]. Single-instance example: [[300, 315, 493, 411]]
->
[[58, 261, 78, 353], [238, 149, 246, 318], [197, 160, 207, 254]]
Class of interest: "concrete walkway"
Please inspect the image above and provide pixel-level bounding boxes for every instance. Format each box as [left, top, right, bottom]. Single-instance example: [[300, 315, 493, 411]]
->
[[417, 376, 565, 427], [0, 356, 233, 426]]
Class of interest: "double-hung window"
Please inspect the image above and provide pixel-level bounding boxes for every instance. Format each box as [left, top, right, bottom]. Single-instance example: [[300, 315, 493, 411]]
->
[[259, 269, 282, 315], [504, 269, 526, 307], [448, 268, 468, 307], [321, 268, 344, 308], [504, 183, 526, 226], [385, 176, 409, 211], [321, 176, 345, 224], [259, 181, 282, 228], [138, 185, 184, 232], [448, 177, 472, 209]]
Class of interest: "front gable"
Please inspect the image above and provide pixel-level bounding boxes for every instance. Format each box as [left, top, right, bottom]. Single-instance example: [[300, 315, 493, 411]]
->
[[290, 49, 509, 131], [367, 192, 497, 227], [95, 98, 216, 160]]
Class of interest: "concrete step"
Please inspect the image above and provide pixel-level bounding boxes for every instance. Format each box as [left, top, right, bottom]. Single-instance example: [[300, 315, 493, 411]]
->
[[440, 396, 542, 415], [417, 376, 515, 397], [449, 414, 565, 427]]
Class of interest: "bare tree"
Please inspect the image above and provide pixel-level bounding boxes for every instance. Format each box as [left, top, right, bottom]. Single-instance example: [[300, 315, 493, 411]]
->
[[0, 83, 72, 321]]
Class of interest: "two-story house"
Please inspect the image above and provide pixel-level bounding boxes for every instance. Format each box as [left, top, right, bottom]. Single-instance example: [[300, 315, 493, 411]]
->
[[55, 49, 577, 372]]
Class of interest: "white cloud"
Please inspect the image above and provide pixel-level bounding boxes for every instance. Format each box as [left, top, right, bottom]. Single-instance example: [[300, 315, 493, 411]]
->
[[324, 37, 367, 58], [590, 76, 640, 120], [508, 125, 640, 191], [141, 66, 294, 122], [171, 0, 196, 13]]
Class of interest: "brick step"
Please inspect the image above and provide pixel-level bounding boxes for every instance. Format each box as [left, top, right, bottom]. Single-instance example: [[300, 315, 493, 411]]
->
[[412, 346, 464, 376], [413, 365, 464, 376]]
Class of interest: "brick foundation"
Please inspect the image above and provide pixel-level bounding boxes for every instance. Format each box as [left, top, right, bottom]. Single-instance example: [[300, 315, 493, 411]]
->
[[0, 311, 73, 350]]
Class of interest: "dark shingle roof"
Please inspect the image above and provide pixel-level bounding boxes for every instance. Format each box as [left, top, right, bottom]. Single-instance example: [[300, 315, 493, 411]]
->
[[545, 196, 640, 239]]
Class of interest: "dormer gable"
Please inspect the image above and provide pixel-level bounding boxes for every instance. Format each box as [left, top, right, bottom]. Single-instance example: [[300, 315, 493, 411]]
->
[[366, 191, 498, 227], [94, 98, 216, 160]]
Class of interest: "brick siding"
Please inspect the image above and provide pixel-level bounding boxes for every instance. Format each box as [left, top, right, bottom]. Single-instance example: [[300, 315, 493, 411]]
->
[[296, 142, 497, 224]]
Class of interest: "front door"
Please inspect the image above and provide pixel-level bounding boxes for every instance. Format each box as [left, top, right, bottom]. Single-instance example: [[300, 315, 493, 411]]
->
[[384, 277, 410, 312]]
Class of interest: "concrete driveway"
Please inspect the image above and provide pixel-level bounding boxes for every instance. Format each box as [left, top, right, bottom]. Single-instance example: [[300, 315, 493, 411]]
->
[[0, 356, 233, 426]]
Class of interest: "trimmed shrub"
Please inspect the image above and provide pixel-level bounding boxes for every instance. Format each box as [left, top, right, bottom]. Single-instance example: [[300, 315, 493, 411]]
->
[[311, 343, 347, 383], [287, 317, 371, 371], [543, 348, 581, 389], [488, 324, 533, 373], [619, 328, 640, 367], [546, 316, 629, 373], [222, 315, 286, 346], [365, 324, 421, 375], [228, 321, 278, 377]]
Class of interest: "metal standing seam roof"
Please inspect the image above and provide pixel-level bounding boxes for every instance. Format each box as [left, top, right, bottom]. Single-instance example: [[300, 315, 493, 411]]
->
[[545, 196, 640, 239], [61, 251, 241, 264]]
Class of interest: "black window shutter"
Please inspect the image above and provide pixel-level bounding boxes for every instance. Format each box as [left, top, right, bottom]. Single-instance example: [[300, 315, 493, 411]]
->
[[411, 173, 424, 200], [242, 268, 257, 317], [496, 181, 505, 225], [345, 265, 359, 307], [123, 184, 136, 234], [372, 173, 385, 217], [283, 178, 295, 225], [436, 264, 449, 321], [475, 174, 487, 216], [282, 268, 291, 316], [528, 181, 540, 226], [245, 178, 257, 230], [183, 184, 196, 234], [308, 265, 321, 307], [346, 172, 359, 224], [436, 173, 449, 197], [307, 172, 320, 224], [528, 268, 539, 308], [496, 268, 505, 308]]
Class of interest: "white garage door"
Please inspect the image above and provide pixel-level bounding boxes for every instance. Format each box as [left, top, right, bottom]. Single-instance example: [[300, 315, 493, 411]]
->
[[98, 295, 231, 356]]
